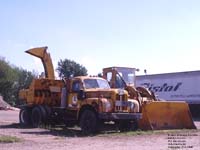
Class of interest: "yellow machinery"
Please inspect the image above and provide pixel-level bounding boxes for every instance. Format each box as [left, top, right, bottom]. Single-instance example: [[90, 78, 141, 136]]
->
[[26, 46, 55, 79], [19, 47, 63, 106], [19, 47, 142, 134], [103, 67, 196, 130]]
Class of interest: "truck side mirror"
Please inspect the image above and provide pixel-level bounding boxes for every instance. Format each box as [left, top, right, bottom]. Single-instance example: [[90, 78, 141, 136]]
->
[[78, 90, 86, 100]]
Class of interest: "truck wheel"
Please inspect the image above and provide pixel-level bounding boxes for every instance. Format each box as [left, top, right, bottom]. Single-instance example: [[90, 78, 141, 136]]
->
[[43, 105, 51, 117], [31, 106, 43, 128], [19, 107, 32, 127], [80, 110, 98, 134], [38, 105, 47, 123], [43, 105, 51, 122]]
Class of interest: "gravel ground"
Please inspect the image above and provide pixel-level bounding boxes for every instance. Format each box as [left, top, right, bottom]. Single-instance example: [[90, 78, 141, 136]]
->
[[0, 110, 200, 150]]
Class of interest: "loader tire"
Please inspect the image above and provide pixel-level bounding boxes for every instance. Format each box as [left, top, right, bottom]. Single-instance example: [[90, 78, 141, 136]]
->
[[31, 106, 43, 128], [118, 121, 131, 132], [19, 107, 32, 127], [131, 120, 138, 131], [80, 110, 98, 135], [118, 120, 138, 132]]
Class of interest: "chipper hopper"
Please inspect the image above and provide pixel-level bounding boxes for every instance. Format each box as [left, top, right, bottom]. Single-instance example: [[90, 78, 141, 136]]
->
[[103, 67, 196, 130]]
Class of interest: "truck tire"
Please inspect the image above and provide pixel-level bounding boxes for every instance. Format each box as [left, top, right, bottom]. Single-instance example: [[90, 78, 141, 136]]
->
[[80, 110, 98, 134], [43, 105, 51, 122], [38, 105, 47, 123], [19, 107, 32, 127], [31, 106, 43, 128]]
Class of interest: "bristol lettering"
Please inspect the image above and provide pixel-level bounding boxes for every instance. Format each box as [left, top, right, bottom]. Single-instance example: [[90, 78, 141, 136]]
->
[[141, 82, 182, 92]]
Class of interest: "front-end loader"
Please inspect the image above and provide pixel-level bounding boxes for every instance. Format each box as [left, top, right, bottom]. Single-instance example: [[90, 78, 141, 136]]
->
[[103, 67, 196, 130]]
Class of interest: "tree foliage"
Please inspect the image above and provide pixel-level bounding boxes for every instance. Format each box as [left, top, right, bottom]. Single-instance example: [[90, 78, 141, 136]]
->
[[0, 57, 35, 106], [57, 59, 88, 78]]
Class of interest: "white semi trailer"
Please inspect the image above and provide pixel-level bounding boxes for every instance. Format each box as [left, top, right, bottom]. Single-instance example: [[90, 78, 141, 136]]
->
[[136, 71, 200, 116]]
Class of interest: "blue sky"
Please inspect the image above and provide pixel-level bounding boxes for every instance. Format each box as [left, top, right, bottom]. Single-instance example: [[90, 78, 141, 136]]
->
[[0, 0, 200, 76]]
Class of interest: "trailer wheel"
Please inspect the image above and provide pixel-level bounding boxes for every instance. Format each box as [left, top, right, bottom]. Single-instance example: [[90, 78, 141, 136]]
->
[[80, 110, 98, 134], [19, 107, 32, 127], [31, 106, 43, 128]]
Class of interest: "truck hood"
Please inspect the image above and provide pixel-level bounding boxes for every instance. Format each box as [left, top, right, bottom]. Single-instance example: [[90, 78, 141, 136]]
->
[[84, 88, 127, 99]]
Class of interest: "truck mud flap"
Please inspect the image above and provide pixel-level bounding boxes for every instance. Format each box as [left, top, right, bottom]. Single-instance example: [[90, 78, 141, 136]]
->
[[138, 101, 196, 130]]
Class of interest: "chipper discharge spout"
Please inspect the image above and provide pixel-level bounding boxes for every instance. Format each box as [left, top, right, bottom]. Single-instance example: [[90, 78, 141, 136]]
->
[[25, 46, 55, 79], [138, 101, 196, 130]]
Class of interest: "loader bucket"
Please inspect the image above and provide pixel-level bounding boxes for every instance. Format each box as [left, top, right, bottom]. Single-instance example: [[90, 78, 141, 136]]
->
[[138, 101, 196, 130]]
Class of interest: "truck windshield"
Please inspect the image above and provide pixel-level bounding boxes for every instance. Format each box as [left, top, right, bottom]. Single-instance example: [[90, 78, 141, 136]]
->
[[115, 68, 136, 85], [84, 78, 110, 89]]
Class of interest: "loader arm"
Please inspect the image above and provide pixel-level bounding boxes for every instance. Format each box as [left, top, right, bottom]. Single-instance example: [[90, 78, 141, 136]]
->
[[26, 46, 55, 79]]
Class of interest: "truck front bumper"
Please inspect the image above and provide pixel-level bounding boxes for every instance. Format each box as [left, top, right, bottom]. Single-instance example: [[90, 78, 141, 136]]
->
[[99, 112, 142, 121]]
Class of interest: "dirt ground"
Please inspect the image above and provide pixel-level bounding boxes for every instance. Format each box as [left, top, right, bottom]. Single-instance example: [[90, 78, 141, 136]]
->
[[0, 110, 200, 150]]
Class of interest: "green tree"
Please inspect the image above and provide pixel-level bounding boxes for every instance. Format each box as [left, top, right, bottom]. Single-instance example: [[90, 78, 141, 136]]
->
[[0, 57, 35, 106], [12, 67, 35, 105], [97, 73, 103, 77], [57, 59, 87, 78], [0, 58, 18, 105]]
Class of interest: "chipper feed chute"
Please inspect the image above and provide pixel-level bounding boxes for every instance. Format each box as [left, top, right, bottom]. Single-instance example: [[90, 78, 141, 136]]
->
[[138, 101, 196, 130]]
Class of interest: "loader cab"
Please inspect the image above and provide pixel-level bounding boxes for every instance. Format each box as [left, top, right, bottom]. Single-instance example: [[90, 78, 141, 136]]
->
[[103, 67, 137, 88]]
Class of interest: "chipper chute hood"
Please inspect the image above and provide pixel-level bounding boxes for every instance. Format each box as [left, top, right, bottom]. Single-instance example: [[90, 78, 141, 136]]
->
[[25, 46, 55, 79], [138, 101, 196, 130]]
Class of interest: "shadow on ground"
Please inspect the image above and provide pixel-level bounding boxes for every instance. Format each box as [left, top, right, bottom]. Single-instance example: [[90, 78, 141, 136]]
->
[[1, 118, 199, 138], [0, 123, 119, 137]]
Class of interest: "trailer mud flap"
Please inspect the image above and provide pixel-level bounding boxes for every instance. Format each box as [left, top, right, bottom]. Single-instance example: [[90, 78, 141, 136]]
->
[[138, 101, 196, 130]]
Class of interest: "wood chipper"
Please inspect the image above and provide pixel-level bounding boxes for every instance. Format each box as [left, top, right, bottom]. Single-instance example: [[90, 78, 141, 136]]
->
[[103, 67, 196, 130], [18, 47, 142, 134]]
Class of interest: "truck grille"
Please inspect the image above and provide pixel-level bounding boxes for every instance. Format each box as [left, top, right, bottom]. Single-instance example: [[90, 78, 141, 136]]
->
[[115, 94, 128, 112]]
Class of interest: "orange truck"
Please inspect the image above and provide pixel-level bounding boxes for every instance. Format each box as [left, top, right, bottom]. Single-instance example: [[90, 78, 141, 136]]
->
[[19, 47, 142, 134]]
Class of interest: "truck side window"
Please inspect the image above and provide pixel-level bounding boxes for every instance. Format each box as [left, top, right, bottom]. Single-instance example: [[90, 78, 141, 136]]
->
[[72, 81, 81, 92]]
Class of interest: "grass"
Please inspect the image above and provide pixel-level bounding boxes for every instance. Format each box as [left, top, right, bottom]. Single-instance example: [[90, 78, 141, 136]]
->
[[97, 128, 200, 137], [41, 123, 200, 138], [0, 135, 22, 143]]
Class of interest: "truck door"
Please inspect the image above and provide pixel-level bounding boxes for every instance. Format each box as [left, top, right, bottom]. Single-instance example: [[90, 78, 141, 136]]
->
[[68, 80, 82, 109]]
